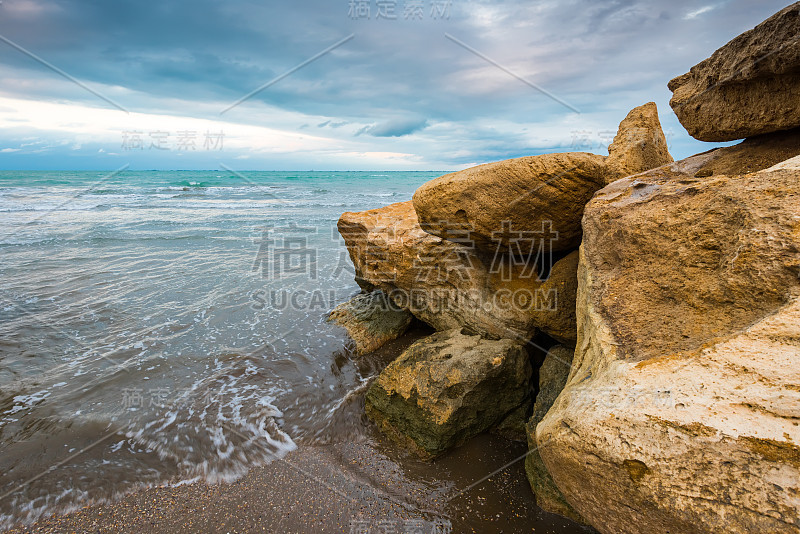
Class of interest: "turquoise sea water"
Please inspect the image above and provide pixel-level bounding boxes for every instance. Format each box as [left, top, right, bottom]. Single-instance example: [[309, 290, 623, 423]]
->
[[0, 170, 442, 528]]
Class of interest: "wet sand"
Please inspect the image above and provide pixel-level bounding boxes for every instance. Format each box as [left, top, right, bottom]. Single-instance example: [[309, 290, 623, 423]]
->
[[4, 328, 591, 533], [6, 432, 589, 533]]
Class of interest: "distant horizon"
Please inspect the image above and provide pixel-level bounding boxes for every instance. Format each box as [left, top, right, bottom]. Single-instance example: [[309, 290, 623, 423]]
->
[[0, 168, 456, 173]]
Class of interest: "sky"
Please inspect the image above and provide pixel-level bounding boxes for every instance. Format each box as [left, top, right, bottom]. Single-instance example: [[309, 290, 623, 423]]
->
[[0, 0, 791, 171]]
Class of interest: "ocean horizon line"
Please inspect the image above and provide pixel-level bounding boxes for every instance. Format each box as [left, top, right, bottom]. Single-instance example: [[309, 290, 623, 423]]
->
[[0, 168, 456, 173]]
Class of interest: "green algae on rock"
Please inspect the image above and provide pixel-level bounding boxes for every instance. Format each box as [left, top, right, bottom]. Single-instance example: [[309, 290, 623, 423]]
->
[[328, 290, 413, 355], [365, 330, 531, 460], [524, 345, 586, 525]]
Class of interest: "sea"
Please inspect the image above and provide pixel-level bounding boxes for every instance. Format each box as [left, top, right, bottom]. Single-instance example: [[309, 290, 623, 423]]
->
[[0, 170, 441, 528]]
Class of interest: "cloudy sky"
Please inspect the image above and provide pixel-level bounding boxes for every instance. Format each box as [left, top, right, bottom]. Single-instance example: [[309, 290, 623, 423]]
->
[[0, 0, 790, 170]]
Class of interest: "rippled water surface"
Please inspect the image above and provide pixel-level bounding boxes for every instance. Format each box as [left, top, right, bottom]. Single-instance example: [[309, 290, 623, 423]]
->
[[0, 170, 440, 528]]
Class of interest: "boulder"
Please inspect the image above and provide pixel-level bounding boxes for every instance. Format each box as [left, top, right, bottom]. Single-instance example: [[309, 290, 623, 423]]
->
[[411, 103, 674, 253], [668, 2, 800, 141], [616, 128, 800, 183], [492, 401, 530, 442], [365, 329, 531, 459], [537, 155, 800, 533], [524, 345, 585, 523], [535, 251, 579, 346], [691, 127, 800, 177], [328, 290, 413, 355], [605, 102, 673, 185], [412, 152, 607, 253], [338, 201, 563, 341]]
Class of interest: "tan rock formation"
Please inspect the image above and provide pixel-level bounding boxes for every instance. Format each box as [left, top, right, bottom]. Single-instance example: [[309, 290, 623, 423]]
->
[[536, 251, 579, 346], [536, 157, 800, 533], [691, 127, 800, 178], [338, 201, 572, 341], [411, 103, 673, 253], [605, 102, 673, 185], [412, 152, 607, 253], [668, 2, 800, 141], [328, 290, 413, 355], [365, 329, 531, 460]]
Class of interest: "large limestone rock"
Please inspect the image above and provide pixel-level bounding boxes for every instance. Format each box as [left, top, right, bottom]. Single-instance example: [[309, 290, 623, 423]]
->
[[605, 102, 673, 185], [536, 251, 579, 346], [411, 103, 673, 253], [537, 156, 800, 533], [618, 127, 800, 183], [338, 201, 574, 341], [668, 2, 800, 141], [328, 290, 413, 355], [412, 152, 607, 253], [492, 401, 530, 442], [691, 127, 800, 177], [524, 345, 585, 523], [365, 329, 531, 459]]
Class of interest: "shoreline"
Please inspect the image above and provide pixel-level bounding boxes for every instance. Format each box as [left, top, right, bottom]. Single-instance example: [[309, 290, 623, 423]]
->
[[5, 426, 587, 534], [4, 326, 588, 533]]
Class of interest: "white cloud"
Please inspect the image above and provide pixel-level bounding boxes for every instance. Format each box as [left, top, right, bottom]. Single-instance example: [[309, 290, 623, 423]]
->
[[0, 95, 350, 159], [684, 5, 717, 19], [2, 0, 62, 16], [0, 95, 455, 169]]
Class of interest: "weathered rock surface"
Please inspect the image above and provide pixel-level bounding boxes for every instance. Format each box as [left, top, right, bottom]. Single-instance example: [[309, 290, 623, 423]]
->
[[618, 127, 800, 184], [537, 156, 800, 533], [412, 152, 607, 253], [338, 201, 568, 341], [535, 251, 579, 346], [365, 329, 531, 459], [411, 103, 674, 253], [692, 127, 800, 178], [328, 290, 413, 355], [668, 2, 800, 141], [524, 345, 585, 524], [605, 102, 673, 185], [492, 401, 530, 442]]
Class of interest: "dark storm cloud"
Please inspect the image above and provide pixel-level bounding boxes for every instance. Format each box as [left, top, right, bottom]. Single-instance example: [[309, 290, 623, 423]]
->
[[356, 118, 429, 137]]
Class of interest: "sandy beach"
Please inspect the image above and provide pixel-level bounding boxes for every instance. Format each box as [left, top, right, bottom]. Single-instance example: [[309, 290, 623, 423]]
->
[[4, 328, 587, 533], [6, 431, 587, 534]]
